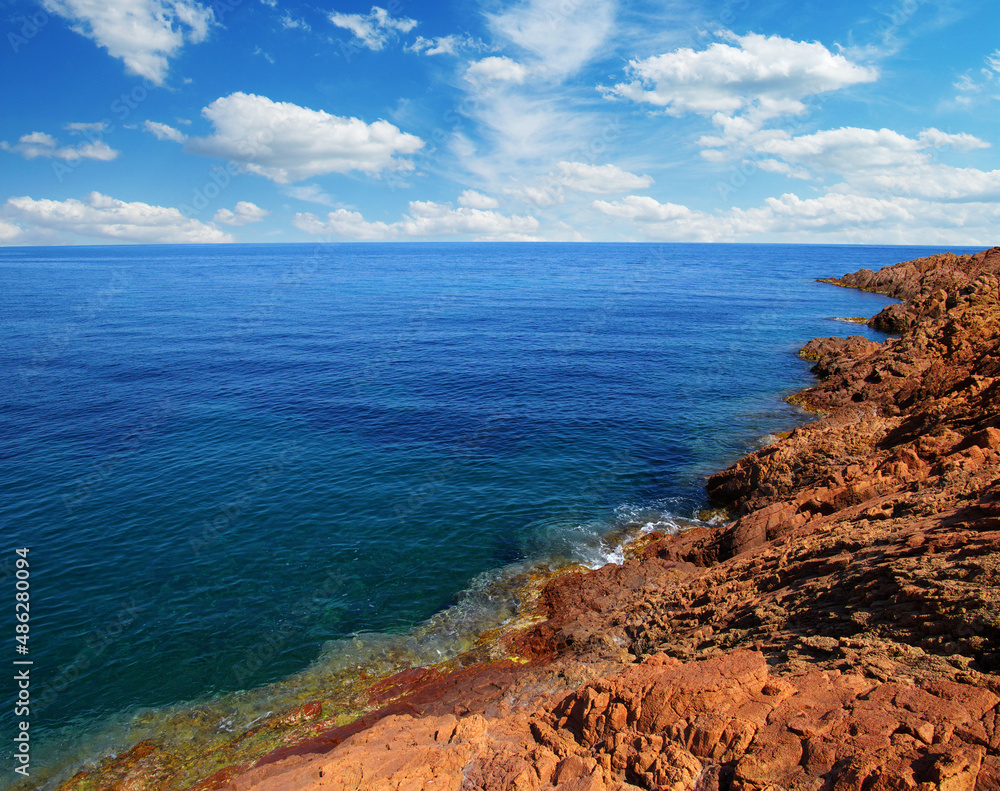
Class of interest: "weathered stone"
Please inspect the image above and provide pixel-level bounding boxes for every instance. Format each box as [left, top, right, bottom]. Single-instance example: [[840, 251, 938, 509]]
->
[[62, 247, 1000, 791]]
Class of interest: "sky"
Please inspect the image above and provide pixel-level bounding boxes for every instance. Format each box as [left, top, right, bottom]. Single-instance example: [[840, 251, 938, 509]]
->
[[0, 0, 997, 245]]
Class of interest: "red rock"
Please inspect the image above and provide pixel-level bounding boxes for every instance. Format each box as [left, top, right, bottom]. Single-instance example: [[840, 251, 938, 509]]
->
[[63, 246, 1000, 791]]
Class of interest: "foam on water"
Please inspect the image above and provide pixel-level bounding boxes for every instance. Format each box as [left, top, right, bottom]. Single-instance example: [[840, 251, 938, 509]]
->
[[26, 500, 704, 790], [5, 241, 969, 790]]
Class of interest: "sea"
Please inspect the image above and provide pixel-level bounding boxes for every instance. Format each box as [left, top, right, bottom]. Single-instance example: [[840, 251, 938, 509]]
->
[[0, 242, 981, 788]]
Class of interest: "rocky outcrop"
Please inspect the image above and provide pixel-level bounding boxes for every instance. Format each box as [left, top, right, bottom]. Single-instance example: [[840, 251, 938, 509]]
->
[[210, 649, 1000, 791], [62, 248, 1000, 791]]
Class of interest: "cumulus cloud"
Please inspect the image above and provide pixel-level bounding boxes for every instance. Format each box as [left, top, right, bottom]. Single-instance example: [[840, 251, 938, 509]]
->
[[185, 92, 424, 184], [553, 162, 653, 193], [294, 199, 539, 240], [751, 126, 1000, 201], [757, 127, 987, 170], [755, 159, 812, 180], [465, 56, 528, 84], [2, 192, 232, 244], [1, 130, 118, 161], [0, 219, 24, 242], [213, 201, 269, 226], [591, 191, 1000, 245], [329, 5, 416, 51], [506, 184, 564, 207], [605, 32, 877, 127], [143, 120, 187, 142], [916, 129, 990, 152], [592, 195, 696, 222], [458, 190, 499, 209], [40, 0, 214, 84], [487, 0, 615, 78]]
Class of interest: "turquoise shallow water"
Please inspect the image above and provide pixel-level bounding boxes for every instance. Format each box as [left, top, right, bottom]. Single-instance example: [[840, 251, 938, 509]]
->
[[0, 242, 981, 786]]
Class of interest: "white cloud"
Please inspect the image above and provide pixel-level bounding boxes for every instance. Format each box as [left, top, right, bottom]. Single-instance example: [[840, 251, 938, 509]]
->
[[280, 13, 309, 31], [295, 209, 391, 241], [752, 126, 1000, 201], [953, 49, 1000, 106], [143, 120, 187, 142], [283, 184, 335, 205], [439, 0, 624, 203], [506, 184, 564, 207], [553, 161, 653, 193], [294, 199, 539, 240], [39, 0, 214, 84], [465, 56, 528, 85], [605, 32, 877, 128], [757, 127, 919, 171], [457, 190, 499, 209], [2, 192, 232, 244], [446, 89, 605, 189], [1, 130, 119, 161], [65, 122, 110, 134], [755, 159, 812, 180], [213, 201, 269, 226], [916, 128, 990, 152], [591, 191, 1000, 245], [254, 46, 275, 64], [504, 162, 652, 210], [405, 34, 493, 56], [592, 195, 696, 222], [0, 219, 24, 242], [407, 35, 454, 56], [329, 5, 416, 51], [487, 0, 615, 78], [185, 92, 424, 184], [405, 34, 461, 56]]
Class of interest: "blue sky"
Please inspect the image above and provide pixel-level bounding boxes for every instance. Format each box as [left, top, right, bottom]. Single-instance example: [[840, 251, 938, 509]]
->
[[0, 0, 997, 244]]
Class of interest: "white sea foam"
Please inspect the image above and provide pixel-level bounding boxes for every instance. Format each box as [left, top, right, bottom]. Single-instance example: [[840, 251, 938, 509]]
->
[[30, 500, 716, 791]]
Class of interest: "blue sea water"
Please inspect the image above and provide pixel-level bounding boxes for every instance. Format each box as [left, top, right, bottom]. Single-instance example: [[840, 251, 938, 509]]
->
[[0, 242, 982, 786]]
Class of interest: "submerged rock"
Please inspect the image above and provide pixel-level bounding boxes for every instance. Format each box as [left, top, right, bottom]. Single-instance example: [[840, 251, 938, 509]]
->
[[61, 247, 1000, 791]]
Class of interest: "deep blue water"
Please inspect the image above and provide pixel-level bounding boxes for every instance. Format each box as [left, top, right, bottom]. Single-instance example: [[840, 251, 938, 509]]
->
[[0, 242, 982, 785]]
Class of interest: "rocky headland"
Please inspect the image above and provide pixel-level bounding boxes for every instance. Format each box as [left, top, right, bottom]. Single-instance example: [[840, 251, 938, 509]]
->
[[64, 248, 1000, 791]]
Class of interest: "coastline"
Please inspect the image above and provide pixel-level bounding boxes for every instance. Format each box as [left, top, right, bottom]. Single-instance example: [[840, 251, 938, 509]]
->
[[57, 247, 1000, 790]]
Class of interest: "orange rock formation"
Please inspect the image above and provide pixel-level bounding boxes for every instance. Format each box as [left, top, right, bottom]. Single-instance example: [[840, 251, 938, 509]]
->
[[66, 248, 1000, 791]]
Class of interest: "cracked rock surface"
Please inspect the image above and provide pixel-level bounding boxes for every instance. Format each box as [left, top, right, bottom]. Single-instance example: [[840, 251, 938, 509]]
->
[[64, 248, 1000, 791]]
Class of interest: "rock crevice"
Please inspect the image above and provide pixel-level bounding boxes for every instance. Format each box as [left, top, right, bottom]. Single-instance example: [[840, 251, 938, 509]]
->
[[64, 248, 1000, 791]]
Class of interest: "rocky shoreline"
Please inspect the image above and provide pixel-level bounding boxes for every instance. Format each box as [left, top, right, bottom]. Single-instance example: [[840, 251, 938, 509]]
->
[[63, 248, 1000, 791]]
